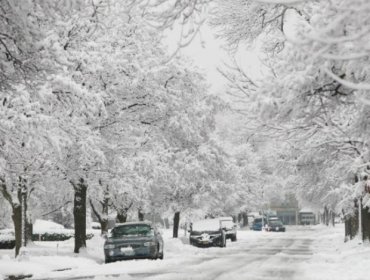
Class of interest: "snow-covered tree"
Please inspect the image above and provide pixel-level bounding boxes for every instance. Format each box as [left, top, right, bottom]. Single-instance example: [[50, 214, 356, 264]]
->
[[210, 0, 370, 240]]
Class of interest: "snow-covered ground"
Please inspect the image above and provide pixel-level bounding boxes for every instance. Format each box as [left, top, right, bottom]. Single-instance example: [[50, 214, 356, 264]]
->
[[0, 224, 369, 280]]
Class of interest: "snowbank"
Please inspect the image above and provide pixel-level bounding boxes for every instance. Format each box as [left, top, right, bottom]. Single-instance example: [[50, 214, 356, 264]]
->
[[300, 224, 370, 280]]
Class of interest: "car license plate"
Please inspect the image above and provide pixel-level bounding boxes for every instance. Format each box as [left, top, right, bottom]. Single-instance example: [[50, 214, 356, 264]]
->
[[120, 247, 134, 255]]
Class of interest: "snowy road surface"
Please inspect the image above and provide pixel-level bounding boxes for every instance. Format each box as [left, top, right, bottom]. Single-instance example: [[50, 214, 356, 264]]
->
[[122, 231, 313, 280], [2, 225, 369, 280]]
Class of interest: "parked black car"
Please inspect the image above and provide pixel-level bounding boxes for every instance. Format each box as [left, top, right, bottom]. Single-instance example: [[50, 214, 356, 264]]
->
[[189, 219, 226, 247], [266, 220, 286, 232], [104, 221, 164, 263]]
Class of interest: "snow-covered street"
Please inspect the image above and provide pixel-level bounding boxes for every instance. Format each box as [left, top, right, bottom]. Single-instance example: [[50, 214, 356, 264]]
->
[[1, 224, 369, 280], [1, 1, 370, 279]]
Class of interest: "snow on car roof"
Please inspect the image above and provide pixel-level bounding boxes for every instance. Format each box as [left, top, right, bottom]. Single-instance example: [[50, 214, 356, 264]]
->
[[217, 216, 233, 221], [217, 217, 234, 227], [299, 207, 314, 213], [115, 221, 152, 227], [192, 219, 221, 231]]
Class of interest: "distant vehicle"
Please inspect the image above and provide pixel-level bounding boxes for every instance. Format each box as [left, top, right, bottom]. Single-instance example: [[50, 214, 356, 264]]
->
[[104, 221, 163, 263], [247, 215, 255, 224], [250, 217, 266, 231], [266, 220, 286, 232], [247, 212, 260, 224], [334, 216, 343, 224], [189, 219, 227, 247], [218, 217, 237, 242], [91, 222, 101, 230]]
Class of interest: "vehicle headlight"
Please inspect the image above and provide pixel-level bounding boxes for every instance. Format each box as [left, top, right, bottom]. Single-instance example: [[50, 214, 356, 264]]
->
[[143, 241, 156, 247], [104, 244, 115, 249]]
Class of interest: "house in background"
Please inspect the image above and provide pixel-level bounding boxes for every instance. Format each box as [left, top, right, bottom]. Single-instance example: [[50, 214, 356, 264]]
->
[[270, 195, 299, 225], [298, 208, 316, 225]]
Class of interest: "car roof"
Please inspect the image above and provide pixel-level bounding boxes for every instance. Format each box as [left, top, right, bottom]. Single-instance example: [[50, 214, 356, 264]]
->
[[218, 216, 233, 221], [269, 220, 283, 223]]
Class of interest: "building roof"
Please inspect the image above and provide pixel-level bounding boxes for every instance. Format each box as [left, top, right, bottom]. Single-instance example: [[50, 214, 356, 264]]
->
[[299, 207, 314, 213]]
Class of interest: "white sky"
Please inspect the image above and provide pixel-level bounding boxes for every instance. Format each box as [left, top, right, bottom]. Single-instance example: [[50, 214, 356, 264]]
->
[[165, 23, 264, 99]]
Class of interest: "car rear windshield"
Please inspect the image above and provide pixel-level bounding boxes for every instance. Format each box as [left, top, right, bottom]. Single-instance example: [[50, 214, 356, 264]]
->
[[111, 224, 153, 237], [269, 221, 283, 226], [254, 218, 262, 223], [220, 220, 234, 229]]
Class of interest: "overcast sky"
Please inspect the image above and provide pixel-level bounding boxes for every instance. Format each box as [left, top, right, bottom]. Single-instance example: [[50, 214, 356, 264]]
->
[[165, 23, 264, 100]]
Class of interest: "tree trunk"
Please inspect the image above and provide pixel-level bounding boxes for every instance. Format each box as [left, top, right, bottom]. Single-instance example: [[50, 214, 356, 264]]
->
[[89, 183, 110, 235], [72, 178, 87, 254], [362, 206, 370, 242], [138, 209, 144, 221], [330, 211, 335, 227], [324, 206, 329, 226], [116, 211, 128, 223], [26, 222, 33, 243], [1, 180, 22, 257], [242, 212, 248, 227], [90, 199, 109, 235], [173, 211, 180, 238], [101, 190, 109, 234], [0, 177, 32, 257], [12, 204, 22, 257], [345, 211, 358, 241]]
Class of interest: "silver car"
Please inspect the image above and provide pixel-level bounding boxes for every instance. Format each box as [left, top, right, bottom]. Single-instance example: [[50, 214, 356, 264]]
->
[[104, 221, 164, 263]]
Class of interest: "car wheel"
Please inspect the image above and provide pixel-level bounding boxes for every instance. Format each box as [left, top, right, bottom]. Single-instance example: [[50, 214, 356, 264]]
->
[[105, 258, 112, 264], [231, 235, 237, 242]]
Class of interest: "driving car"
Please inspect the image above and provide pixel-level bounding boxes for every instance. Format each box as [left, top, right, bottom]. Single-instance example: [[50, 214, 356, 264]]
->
[[266, 219, 286, 232], [104, 221, 163, 263], [218, 217, 237, 242], [189, 219, 226, 247], [250, 217, 266, 231]]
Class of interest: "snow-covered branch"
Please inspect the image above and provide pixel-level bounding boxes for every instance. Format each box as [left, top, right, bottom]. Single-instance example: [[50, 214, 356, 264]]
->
[[323, 68, 370, 91]]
